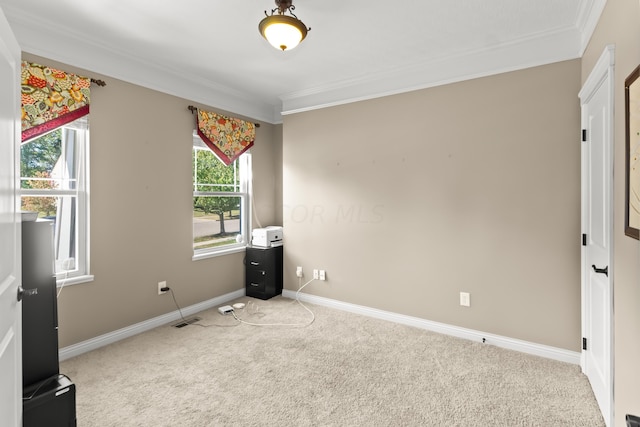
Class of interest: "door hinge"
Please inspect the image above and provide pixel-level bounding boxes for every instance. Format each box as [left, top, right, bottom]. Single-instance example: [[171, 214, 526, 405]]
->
[[582, 234, 587, 246], [582, 337, 588, 350], [582, 129, 587, 142]]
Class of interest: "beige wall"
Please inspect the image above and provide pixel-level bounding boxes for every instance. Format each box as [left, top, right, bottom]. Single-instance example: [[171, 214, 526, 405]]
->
[[283, 59, 582, 350], [582, 0, 640, 424], [22, 7, 640, 421], [22, 54, 280, 348]]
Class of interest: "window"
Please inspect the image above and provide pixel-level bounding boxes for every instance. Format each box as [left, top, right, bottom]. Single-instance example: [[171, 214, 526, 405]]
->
[[192, 134, 251, 258], [20, 116, 90, 283]]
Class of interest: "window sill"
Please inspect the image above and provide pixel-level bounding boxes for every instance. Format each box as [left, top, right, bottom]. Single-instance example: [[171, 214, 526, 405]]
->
[[192, 245, 247, 261], [56, 274, 94, 287]]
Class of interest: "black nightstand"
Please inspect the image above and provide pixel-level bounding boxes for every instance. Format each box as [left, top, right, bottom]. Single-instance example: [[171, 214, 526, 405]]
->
[[245, 245, 283, 300]]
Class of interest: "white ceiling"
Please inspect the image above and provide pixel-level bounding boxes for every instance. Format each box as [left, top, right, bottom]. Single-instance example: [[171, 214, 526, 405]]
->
[[0, 0, 606, 124]]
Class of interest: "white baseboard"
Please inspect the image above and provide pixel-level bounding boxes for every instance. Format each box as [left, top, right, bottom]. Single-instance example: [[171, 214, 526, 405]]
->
[[283, 290, 581, 365], [59, 289, 245, 361], [60, 288, 580, 365]]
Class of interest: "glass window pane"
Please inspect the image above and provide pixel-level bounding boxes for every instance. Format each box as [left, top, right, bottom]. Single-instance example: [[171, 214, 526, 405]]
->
[[193, 148, 240, 191], [20, 128, 62, 186], [20, 195, 77, 273], [193, 195, 242, 250], [21, 195, 59, 219], [21, 174, 57, 191], [192, 137, 249, 256], [19, 116, 89, 279]]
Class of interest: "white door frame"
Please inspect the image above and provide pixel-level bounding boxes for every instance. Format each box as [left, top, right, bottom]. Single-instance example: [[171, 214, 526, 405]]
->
[[0, 5, 22, 427], [579, 44, 615, 427]]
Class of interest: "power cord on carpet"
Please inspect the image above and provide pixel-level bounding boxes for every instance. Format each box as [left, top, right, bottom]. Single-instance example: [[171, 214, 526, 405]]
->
[[165, 287, 238, 328], [231, 277, 316, 327]]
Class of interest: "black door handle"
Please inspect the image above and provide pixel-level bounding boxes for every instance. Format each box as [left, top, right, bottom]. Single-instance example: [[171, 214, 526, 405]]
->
[[591, 265, 608, 277], [17, 286, 38, 302]]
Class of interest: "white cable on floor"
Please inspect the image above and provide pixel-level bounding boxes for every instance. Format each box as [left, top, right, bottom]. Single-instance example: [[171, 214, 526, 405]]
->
[[232, 277, 316, 327]]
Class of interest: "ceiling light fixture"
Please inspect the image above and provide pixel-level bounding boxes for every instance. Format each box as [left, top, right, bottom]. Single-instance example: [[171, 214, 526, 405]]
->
[[259, 0, 310, 51]]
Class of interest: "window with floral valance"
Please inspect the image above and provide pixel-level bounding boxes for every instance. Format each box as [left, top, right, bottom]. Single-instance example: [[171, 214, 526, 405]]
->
[[20, 61, 96, 283], [189, 107, 255, 258]]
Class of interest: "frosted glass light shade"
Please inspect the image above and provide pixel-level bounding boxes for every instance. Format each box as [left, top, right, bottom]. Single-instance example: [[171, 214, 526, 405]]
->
[[259, 14, 308, 51]]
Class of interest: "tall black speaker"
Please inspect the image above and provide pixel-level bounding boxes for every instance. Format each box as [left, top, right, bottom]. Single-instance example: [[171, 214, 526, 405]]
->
[[21, 220, 77, 426], [21, 220, 59, 386]]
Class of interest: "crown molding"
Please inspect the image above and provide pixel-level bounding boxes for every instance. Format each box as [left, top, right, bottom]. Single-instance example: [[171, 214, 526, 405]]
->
[[3, 1, 607, 123], [281, 1, 606, 115], [575, 0, 608, 56], [281, 25, 582, 115]]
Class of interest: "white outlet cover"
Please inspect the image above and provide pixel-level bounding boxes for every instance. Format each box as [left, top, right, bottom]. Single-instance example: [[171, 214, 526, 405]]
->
[[460, 292, 470, 307]]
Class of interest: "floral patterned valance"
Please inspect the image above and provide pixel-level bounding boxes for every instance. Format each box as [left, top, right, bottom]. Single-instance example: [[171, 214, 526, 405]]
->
[[21, 61, 91, 142], [196, 109, 255, 165]]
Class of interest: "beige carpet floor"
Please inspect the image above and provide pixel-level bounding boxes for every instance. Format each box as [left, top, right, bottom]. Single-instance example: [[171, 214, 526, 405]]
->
[[61, 296, 604, 426]]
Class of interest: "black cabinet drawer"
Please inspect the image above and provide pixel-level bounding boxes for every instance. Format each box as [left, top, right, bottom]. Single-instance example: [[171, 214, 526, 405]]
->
[[246, 269, 266, 293], [245, 246, 283, 300], [246, 249, 267, 267]]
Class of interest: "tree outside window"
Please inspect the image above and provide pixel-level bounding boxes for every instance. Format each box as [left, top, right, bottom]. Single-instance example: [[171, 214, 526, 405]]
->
[[192, 141, 250, 256]]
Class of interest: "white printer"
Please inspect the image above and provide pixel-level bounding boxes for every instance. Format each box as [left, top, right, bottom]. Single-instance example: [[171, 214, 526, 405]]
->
[[251, 226, 283, 247]]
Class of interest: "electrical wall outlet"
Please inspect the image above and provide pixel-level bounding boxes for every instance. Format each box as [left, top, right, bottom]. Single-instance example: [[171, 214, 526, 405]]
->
[[296, 266, 303, 278], [319, 270, 326, 281], [313, 269, 319, 279], [158, 281, 168, 295], [459, 292, 470, 307]]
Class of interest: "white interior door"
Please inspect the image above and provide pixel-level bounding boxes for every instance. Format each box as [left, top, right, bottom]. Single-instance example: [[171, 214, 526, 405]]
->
[[580, 45, 614, 427], [0, 7, 22, 427]]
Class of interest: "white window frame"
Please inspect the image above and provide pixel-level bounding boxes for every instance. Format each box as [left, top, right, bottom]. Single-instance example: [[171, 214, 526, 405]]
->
[[20, 117, 92, 286], [192, 134, 251, 261]]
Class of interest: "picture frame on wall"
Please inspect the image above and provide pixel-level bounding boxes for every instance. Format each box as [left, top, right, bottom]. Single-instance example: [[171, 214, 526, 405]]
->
[[624, 65, 640, 239]]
